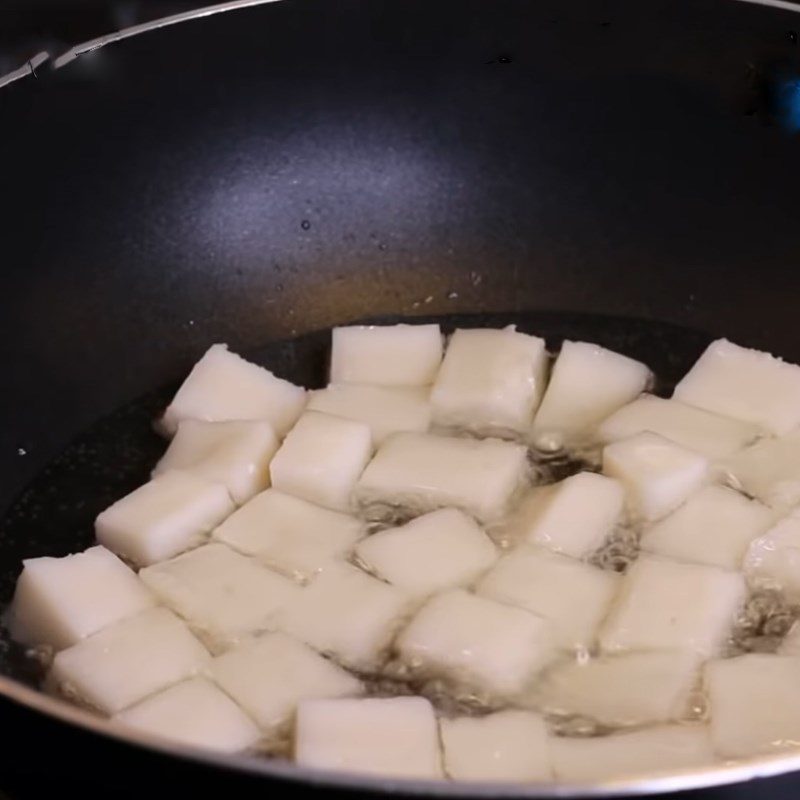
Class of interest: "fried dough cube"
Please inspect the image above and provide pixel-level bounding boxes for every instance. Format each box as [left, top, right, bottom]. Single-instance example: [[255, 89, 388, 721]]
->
[[8, 546, 155, 650], [161, 344, 306, 437], [441, 710, 551, 781], [210, 632, 362, 732], [114, 677, 260, 753], [140, 543, 300, 654], [603, 432, 709, 522], [641, 485, 772, 571], [48, 608, 209, 714], [213, 489, 364, 582], [396, 589, 555, 697], [274, 563, 413, 671], [355, 508, 497, 597], [95, 470, 235, 567], [270, 411, 373, 512], [154, 420, 278, 505], [355, 432, 527, 524], [307, 384, 430, 445], [599, 556, 745, 657], [330, 324, 443, 387], [705, 654, 800, 758], [430, 327, 548, 436], [532, 341, 650, 449], [295, 696, 442, 778], [598, 395, 758, 460], [476, 547, 619, 651], [674, 338, 800, 435]]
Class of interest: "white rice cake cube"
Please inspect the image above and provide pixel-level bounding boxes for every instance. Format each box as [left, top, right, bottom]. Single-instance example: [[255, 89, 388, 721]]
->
[[778, 621, 800, 656], [641, 485, 772, 571], [532, 341, 651, 449], [514, 472, 625, 558], [48, 607, 209, 714], [674, 338, 800, 435], [396, 588, 555, 697], [8, 546, 155, 650], [430, 327, 548, 435], [95, 470, 235, 567], [330, 324, 443, 387], [538, 650, 702, 727], [140, 543, 300, 654], [744, 510, 800, 598], [115, 677, 260, 753], [161, 344, 306, 437], [295, 696, 442, 778], [724, 430, 800, 512], [154, 420, 278, 505], [441, 710, 552, 782], [355, 432, 528, 523], [598, 395, 759, 460], [476, 547, 619, 651], [599, 556, 745, 657], [212, 489, 364, 582], [355, 508, 497, 597], [551, 725, 715, 782], [705, 654, 800, 758], [603, 432, 709, 522], [210, 631, 362, 733], [269, 411, 373, 512], [307, 384, 430, 445], [274, 562, 412, 671]]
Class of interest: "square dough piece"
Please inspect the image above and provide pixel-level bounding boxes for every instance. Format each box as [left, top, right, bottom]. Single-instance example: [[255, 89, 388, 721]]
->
[[476, 547, 619, 651], [307, 384, 431, 445], [744, 510, 800, 599], [154, 419, 279, 505], [48, 607, 209, 714], [269, 411, 373, 512], [213, 489, 364, 582], [513, 472, 625, 559], [95, 470, 235, 567], [551, 725, 715, 782], [441, 710, 552, 782], [161, 344, 306, 437], [114, 677, 260, 753], [210, 632, 362, 732], [330, 324, 443, 387], [295, 696, 442, 778], [641, 485, 772, 571], [531, 340, 651, 449], [538, 650, 702, 727], [705, 654, 800, 758], [355, 432, 528, 524], [673, 338, 800, 436], [603, 432, 709, 522], [598, 395, 759, 460], [599, 556, 746, 657], [274, 562, 413, 671], [430, 327, 548, 435], [723, 430, 800, 512], [140, 543, 300, 654], [396, 588, 555, 698], [355, 508, 497, 597], [8, 545, 155, 650]]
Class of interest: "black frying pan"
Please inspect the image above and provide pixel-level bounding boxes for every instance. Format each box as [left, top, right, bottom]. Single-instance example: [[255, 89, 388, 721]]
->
[[2, 0, 800, 796]]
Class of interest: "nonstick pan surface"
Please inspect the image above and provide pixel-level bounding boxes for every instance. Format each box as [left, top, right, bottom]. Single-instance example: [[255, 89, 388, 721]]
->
[[3, 0, 800, 796]]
